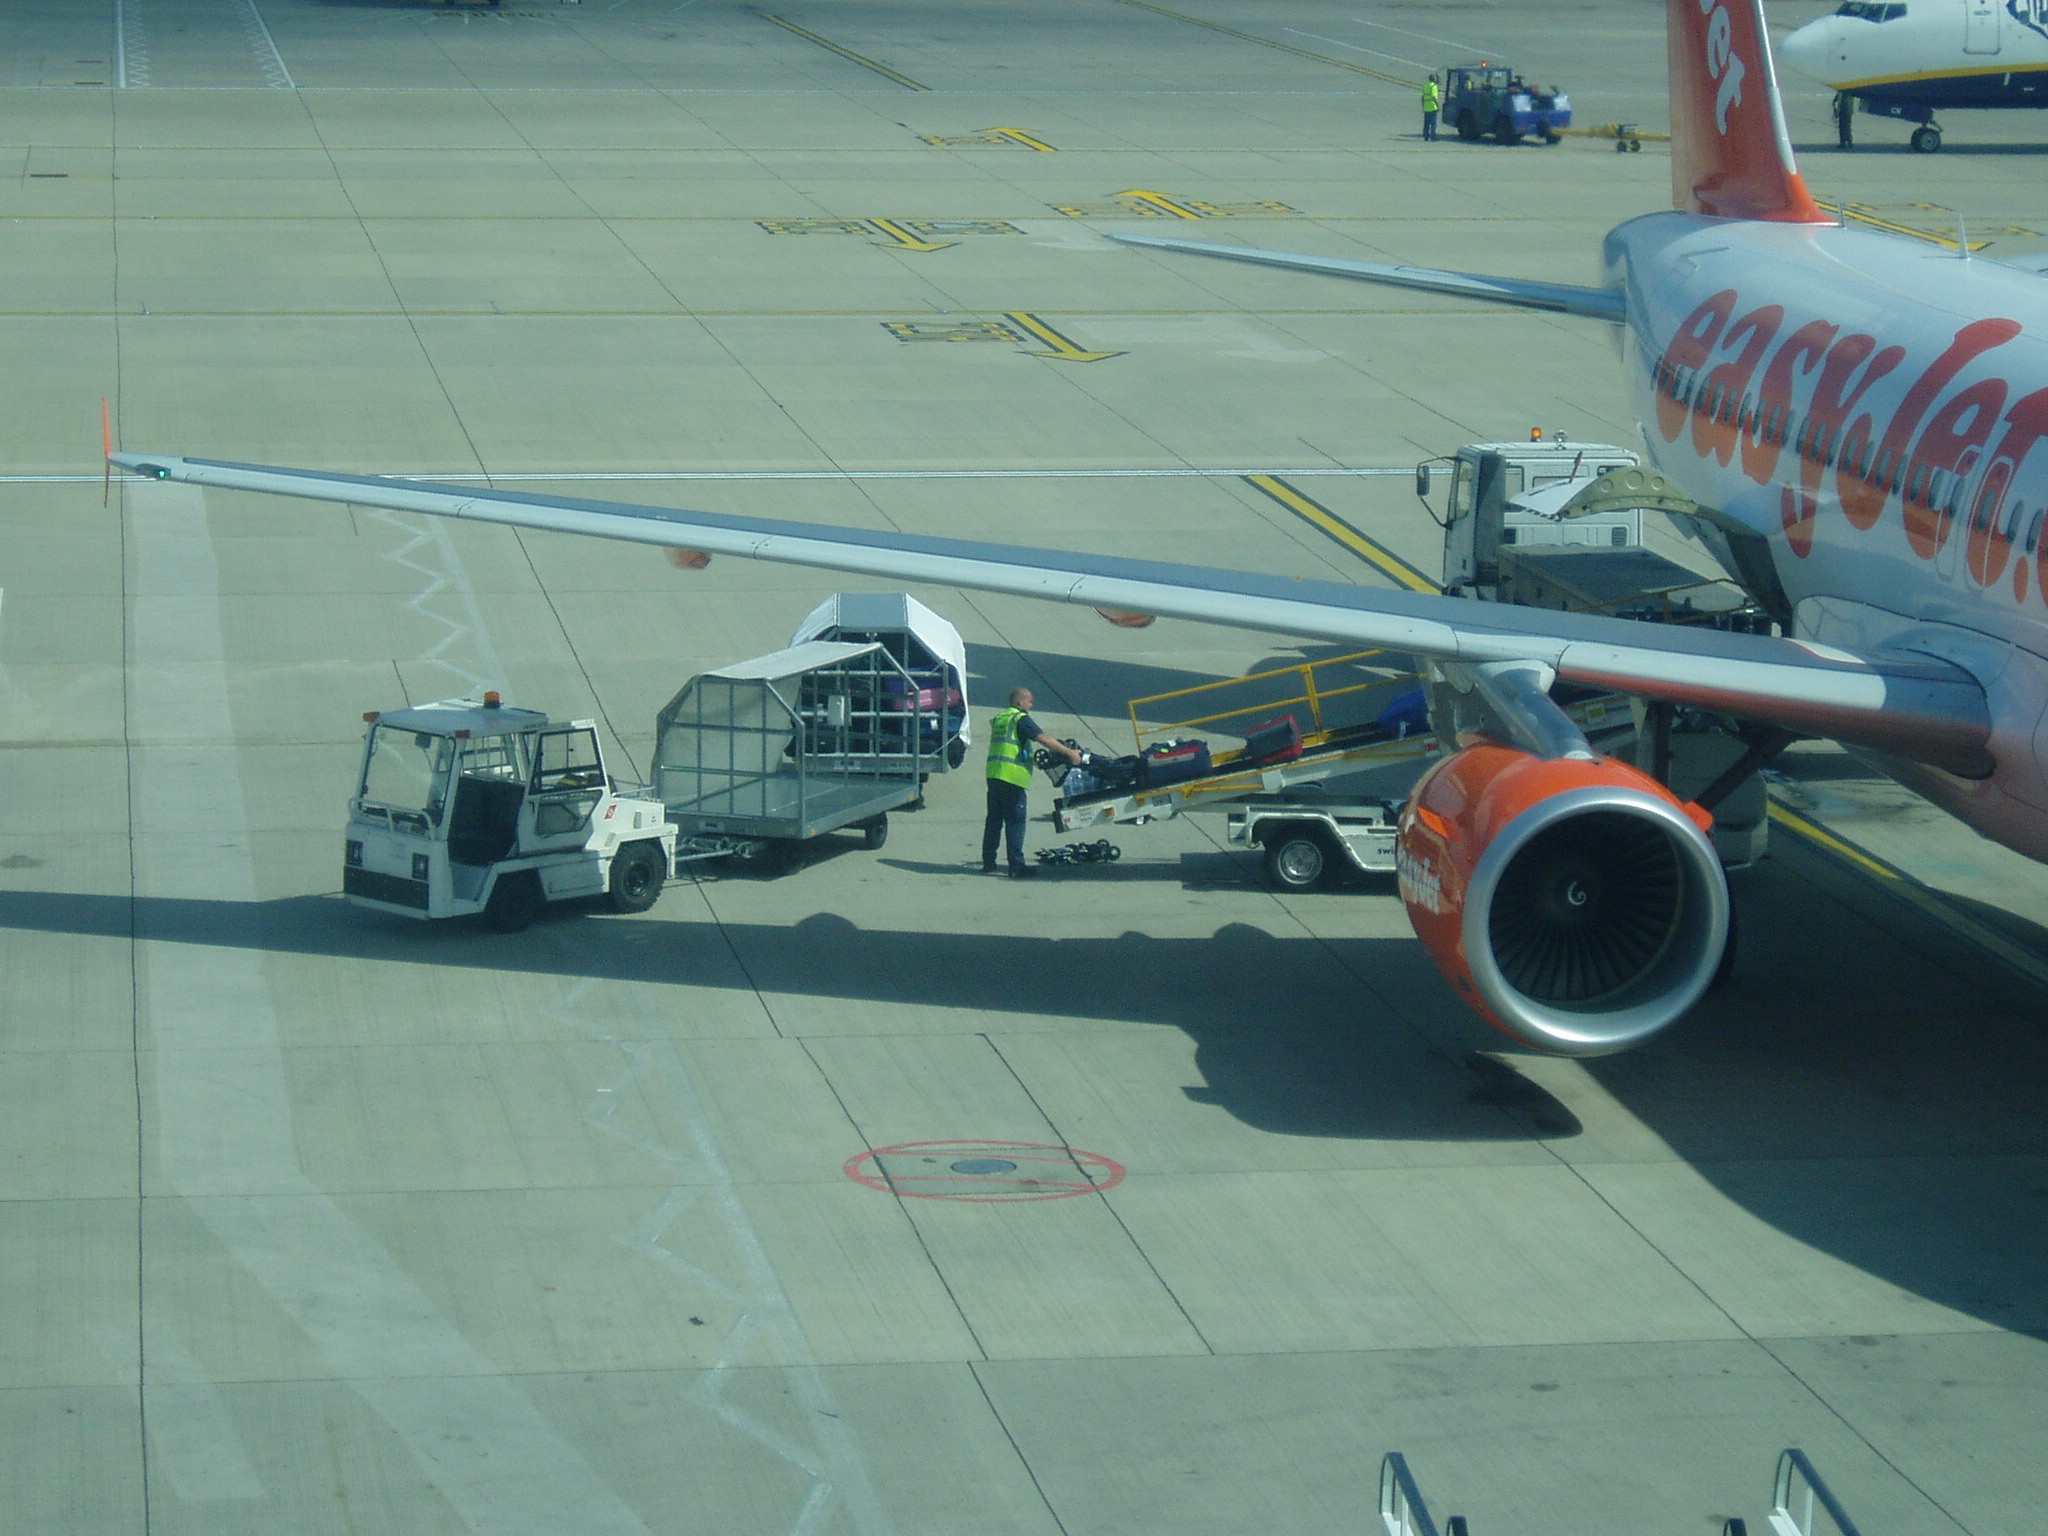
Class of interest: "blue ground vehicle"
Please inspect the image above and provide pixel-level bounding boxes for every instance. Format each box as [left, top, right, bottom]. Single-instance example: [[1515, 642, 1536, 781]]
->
[[1443, 66, 1570, 145]]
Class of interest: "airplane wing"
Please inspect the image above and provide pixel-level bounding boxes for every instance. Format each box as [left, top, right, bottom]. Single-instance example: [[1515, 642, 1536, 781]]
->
[[110, 452, 1988, 775], [1109, 233, 1627, 322]]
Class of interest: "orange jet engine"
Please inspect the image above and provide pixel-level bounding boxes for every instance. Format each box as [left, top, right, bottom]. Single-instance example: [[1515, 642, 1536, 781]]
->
[[1397, 744, 1728, 1056]]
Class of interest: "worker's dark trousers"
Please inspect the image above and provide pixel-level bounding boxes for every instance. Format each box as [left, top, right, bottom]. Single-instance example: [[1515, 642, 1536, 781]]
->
[[1422, 109, 1438, 142], [982, 780, 1029, 870]]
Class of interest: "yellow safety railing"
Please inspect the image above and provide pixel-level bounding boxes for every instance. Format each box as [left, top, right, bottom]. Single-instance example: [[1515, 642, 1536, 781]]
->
[[1127, 649, 1420, 755]]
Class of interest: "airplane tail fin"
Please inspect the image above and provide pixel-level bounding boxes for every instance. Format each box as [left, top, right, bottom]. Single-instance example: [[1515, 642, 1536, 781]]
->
[[1668, 0, 1827, 222]]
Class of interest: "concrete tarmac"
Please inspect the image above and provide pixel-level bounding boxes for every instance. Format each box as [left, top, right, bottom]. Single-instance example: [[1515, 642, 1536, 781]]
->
[[2, 1, 2046, 1532]]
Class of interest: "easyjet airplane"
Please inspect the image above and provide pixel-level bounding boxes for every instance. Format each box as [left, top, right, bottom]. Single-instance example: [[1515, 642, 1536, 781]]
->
[[1778, 0, 2048, 152], [111, 0, 2048, 1057]]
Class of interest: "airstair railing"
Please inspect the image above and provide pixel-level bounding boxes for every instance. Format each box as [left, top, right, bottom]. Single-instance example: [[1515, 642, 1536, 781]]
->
[[1765, 1448, 1863, 1536], [1379, 1453, 1469, 1536]]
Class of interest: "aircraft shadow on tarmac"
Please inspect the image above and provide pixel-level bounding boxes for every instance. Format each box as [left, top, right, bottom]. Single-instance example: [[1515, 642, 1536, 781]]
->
[[5, 838, 2046, 1336]]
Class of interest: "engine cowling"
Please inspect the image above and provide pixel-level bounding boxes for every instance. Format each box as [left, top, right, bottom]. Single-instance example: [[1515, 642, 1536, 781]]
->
[[1396, 744, 1728, 1055]]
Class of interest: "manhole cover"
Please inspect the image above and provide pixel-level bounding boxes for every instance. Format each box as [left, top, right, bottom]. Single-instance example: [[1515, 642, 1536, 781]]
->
[[844, 1140, 1125, 1202]]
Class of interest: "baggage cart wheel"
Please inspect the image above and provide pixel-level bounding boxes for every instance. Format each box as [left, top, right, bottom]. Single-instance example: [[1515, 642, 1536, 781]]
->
[[1263, 829, 1331, 891], [608, 839, 666, 913], [861, 814, 889, 850], [482, 870, 545, 932], [1492, 114, 1517, 145], [1542, 131, 1560, 145]]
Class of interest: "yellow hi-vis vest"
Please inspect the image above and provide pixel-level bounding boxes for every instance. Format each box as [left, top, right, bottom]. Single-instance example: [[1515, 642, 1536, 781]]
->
[[1421, 80, 1440, 111], [986, 707, 1033, 786]]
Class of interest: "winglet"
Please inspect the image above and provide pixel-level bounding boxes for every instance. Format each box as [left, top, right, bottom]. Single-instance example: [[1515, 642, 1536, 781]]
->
[[1668, 0, 1826, 223]]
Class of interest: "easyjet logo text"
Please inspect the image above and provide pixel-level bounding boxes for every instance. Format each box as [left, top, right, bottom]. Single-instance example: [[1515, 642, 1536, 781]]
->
[[1653, 288, 2048, 600], [1698, 0, 1746, 134]]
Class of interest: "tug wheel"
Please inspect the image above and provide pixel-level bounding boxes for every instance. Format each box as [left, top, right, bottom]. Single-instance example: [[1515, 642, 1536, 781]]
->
[[608, 840, 666, 913]]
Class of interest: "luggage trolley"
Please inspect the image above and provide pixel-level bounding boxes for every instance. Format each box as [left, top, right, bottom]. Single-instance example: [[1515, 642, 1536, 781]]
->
[[653, 640, 934, 871]]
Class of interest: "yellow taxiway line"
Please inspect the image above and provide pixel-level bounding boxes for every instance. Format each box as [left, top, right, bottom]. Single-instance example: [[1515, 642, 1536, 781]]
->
[[757, 14, 928, 90], [1244, 474, 1439, 593], [1105, 0, 1417, 87], [1767, 800, 2048, 993]]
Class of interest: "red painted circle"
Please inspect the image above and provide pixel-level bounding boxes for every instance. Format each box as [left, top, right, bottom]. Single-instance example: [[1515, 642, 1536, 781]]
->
[[843, 1140, 1126, 1202]]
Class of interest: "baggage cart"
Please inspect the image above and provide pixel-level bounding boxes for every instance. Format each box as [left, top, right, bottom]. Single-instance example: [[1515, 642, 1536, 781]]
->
[[653, 640, 932, 870]]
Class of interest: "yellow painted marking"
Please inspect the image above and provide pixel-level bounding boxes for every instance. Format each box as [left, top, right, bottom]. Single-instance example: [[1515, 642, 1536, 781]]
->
[[1105, 0, 1417, 86], [1836, 62, 2032, 89], [866, 217, 955, 252], [1832, 203, 1989, 252], [1113, 188, 1204, 219], [758, 14, 928, 90], [1767, 799, 2048, 992], [1003, 311, 1123, 362], [1244, 474, 1438, 592], [989, 127, 1056, 151], [883, 319, 1023, 343], [1559, 122, 1672, 143]]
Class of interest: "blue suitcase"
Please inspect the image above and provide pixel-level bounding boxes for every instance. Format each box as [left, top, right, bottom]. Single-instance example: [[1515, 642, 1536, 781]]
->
[[1138, 740, 1212, 788]]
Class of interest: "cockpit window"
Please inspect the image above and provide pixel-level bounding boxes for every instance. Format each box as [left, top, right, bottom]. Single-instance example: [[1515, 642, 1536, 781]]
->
[[1836, 2, 1906, 20]]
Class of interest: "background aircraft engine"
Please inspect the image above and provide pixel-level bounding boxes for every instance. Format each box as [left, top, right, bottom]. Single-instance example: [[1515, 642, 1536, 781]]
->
[[1397, 744, 1728, 1056]]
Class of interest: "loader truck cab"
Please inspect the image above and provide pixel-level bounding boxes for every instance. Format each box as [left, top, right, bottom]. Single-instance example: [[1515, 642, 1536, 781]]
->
[[343, 694, 675, 932]]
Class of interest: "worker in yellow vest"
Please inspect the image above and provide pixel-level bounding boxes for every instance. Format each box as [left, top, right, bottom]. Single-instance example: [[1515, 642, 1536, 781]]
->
[[984, 687, 1082, 877], [1421, 74, 1441, 143]]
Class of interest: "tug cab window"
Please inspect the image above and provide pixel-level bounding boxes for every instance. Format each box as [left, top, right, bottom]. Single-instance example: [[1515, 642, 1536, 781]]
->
[[534, 728, 605, 793]]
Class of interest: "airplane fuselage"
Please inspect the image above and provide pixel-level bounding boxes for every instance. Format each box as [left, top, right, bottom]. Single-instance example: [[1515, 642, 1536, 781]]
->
[[1780, 1, 2048, 110], [1608, 211, 2048, 857]]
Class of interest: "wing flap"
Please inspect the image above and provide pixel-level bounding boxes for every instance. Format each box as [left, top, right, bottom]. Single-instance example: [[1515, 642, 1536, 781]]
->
[[1109, 232, 1626, 322], [111, 452, 1988, 775]]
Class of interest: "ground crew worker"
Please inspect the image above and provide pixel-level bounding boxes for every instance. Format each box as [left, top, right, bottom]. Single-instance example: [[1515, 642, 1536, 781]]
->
[[1834, 91, 1855, 148], [1421, 74, 1441, 142], [983, 687, 1081, 877]]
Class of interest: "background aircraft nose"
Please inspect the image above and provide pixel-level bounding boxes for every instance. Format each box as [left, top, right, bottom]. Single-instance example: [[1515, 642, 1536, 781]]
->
[[1776, 18, 1837, 83]]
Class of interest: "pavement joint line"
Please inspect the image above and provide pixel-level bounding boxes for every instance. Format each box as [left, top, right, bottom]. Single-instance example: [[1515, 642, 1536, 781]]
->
[[1105, 0, 1419, 86], [40, 467, 1415, 485], [1243, 473, 1439, 592], [756, 13, 928, 91], [1766, 797, 2048, 993]]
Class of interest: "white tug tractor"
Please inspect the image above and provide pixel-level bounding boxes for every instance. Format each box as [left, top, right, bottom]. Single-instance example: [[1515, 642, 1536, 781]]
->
[[344, 693, 676, 932]]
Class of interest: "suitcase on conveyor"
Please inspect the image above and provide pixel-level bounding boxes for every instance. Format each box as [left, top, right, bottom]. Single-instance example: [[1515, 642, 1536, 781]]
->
[[1240, 714, 1303, 765], [1137, 740, 1212, 788]]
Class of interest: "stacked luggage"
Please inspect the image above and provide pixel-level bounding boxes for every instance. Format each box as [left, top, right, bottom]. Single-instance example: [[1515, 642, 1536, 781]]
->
[[1057, 738, 1214, 799]]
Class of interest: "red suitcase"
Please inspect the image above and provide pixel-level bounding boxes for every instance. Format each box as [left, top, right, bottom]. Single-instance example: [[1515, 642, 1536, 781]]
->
[[1241, 714, 1303, 765]]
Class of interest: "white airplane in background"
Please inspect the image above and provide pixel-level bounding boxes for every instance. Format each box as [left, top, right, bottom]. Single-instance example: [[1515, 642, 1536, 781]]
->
[[113, 0, 2048, 1058], [1778, 0, 2048, 152]]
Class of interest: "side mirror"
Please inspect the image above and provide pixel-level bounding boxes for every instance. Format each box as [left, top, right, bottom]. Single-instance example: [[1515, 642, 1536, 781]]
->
[[1414, 463, 1432, 499]]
